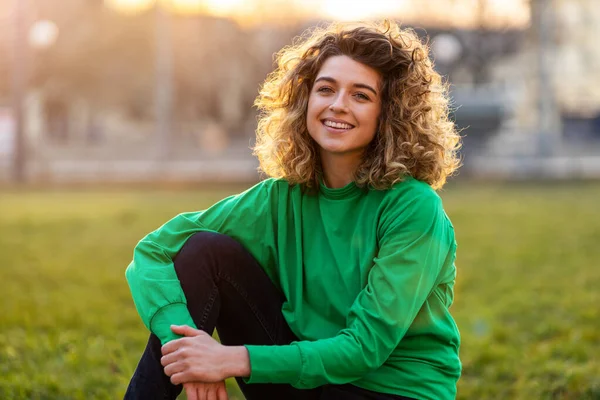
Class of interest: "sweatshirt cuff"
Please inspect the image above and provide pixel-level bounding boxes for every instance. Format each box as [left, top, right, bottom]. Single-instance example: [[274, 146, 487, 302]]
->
[[243, 344, 303, 385], [150, 303, 197, 345]]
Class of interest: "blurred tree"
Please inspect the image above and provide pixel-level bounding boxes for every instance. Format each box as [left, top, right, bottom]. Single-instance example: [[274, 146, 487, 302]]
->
[[18, 0, 281, 143], [171, 16, 263, 136], [31, 0, 154, 114]]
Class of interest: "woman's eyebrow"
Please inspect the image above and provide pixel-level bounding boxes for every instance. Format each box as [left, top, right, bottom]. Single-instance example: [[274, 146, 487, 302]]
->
[[315, 76, 378, 96]]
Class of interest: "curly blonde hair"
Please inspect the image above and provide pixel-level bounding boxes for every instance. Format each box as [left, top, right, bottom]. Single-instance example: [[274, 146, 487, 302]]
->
[[253, 20, 461, 190]]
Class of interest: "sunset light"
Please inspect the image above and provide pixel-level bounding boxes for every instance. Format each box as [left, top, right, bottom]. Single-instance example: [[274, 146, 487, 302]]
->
[[167, 0, 202, 14], [169, 0, 248, 16], [104, 0, 530, 29], [320, 0, 407, 21], [104, 0, 154, 14]]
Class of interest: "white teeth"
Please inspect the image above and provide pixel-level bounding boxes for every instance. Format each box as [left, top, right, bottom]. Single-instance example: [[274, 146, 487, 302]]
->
[[323, 120, 353, 129]]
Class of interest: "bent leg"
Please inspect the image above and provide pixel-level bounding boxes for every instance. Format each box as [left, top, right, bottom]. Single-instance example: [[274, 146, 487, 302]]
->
[[124, 333, 180, 400], [125, 232, 320, 400], [174, 232, 320, 400]]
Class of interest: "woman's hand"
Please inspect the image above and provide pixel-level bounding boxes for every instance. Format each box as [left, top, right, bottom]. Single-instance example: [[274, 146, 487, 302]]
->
[[161, 325, 228, 384], [183, 381, 228, 400], [161, 325, 251, 385]]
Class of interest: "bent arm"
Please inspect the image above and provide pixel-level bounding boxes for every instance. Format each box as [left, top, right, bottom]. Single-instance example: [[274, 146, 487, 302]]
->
[[244, 191, 456, 387], [126, 180, 279, 344], [126, 213, 211, 343]]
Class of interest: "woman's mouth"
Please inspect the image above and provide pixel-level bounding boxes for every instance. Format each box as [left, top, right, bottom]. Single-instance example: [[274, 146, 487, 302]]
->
[[321, 119, 354, 132]]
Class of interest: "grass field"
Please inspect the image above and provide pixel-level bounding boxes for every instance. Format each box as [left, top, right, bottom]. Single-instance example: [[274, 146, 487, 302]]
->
[[1, 181, 599, 399]]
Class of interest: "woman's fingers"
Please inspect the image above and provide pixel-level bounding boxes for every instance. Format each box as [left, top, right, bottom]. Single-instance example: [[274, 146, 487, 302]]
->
[[170, 371, 189, 385], [182, 382, 227, 400], [217, 384, 229, 400], [163, 360, 185, 377], [185, 384, 199, 400], [170, 324, 203, 337], [206, 386, 217, 400], [161, 337, 186, 356], [160, 351, 179, 367], [198, 385, 207, 400]]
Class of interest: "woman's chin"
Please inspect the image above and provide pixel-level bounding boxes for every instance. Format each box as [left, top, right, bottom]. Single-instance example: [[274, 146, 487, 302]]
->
[[318, 145, 348, 155]]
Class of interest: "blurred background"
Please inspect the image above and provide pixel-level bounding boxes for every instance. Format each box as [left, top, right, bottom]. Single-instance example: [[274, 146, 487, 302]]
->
[[1, 0, 599, 183], [1, 1, 599, 399]]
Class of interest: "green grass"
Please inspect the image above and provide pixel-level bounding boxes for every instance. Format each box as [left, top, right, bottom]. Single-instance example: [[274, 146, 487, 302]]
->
[[1, 182, 599, 399]]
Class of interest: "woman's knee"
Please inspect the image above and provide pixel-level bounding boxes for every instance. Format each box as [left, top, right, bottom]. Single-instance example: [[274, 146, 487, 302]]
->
[[179, 231, 244, 255], [174, 231, 247, 275], [180, 231, 230, 250]]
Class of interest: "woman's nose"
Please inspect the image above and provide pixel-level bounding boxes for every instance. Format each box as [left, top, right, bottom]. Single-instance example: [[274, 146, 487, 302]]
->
[[329, 94, 348, 113]]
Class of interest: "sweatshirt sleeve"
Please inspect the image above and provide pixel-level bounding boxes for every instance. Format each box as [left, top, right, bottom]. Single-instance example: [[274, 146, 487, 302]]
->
[[244, 186, 456, 388], [125, 179, 280, 345]]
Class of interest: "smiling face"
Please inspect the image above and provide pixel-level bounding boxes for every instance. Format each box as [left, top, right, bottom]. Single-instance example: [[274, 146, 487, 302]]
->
[[306, 55, 382, 167]]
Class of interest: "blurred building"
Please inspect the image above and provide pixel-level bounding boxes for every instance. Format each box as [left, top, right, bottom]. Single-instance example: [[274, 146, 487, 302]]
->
[[554, 0, 600, 117], [552, 0, 600, 153], [1, 0, 600, 184], [486, 0, 600, 145], [438, 0, 600, 177]]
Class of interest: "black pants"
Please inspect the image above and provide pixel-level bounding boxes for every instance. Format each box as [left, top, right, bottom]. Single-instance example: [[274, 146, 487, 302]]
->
[[124, 232, 414, 400]]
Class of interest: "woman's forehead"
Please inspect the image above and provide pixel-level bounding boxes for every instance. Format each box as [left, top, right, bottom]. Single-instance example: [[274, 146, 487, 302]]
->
[[316, 55, 382, 88]]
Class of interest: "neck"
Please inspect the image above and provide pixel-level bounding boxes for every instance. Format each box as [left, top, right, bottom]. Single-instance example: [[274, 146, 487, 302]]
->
[[320, 152, 362, 189]]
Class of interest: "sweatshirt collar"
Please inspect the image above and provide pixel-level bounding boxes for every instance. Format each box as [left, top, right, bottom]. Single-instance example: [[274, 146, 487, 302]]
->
[[319, 179, 362, 200]]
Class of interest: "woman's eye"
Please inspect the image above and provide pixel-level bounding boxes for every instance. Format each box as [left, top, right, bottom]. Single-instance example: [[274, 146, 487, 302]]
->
[[317, 86, 333, 93], [355, 92, 369, 101]]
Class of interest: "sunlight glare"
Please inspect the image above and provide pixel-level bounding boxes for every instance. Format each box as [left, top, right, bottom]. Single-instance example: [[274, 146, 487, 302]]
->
[[487, 0, 530, 27], [169, 0, 246, 16], [104, 0, 154, 14], [321, 0, 404, 21], [168, 0, 202, 13], [203, 0, 246, 16]]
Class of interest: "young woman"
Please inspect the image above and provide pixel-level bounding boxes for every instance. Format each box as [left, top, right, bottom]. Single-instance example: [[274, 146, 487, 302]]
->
[[124, 20, 462, 400]]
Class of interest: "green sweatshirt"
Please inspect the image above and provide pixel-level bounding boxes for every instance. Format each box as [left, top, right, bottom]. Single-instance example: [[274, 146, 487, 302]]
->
[[126, 176, 461, 400]]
